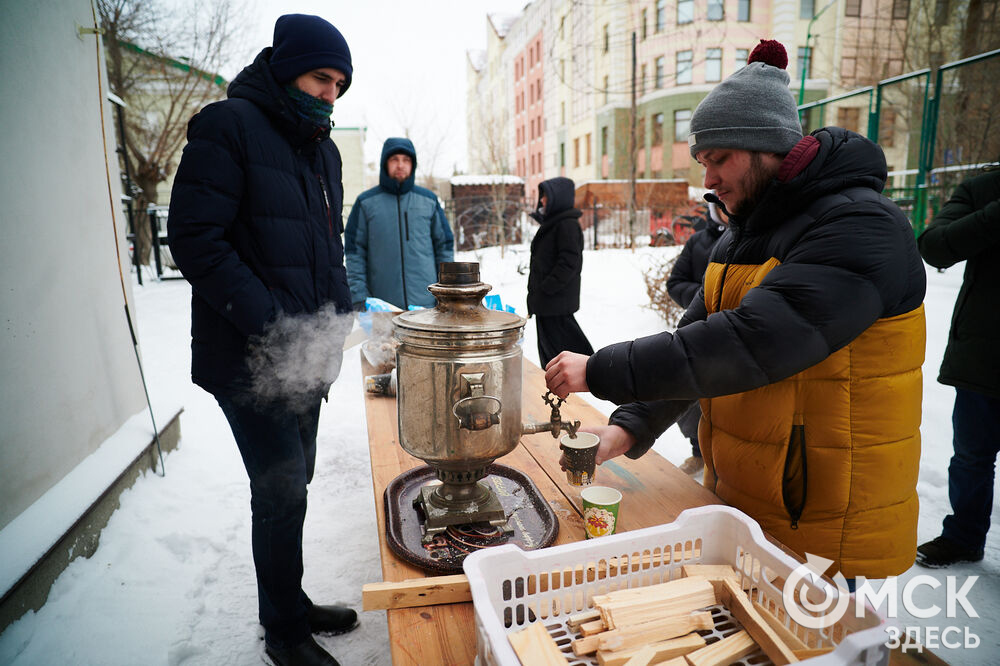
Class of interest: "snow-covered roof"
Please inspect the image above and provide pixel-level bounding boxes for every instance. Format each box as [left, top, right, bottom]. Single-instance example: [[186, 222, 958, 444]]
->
[[450, 174, 525, 186], [488, 12, 520, 38], [467, 49, 487, 72]]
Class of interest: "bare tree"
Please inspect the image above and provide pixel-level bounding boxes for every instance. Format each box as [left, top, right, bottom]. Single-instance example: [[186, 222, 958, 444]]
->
[[98, 0, 244, 265]]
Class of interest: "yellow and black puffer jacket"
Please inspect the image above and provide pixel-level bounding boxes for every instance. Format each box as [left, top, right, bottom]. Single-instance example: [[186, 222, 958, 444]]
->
[[590, 128, 927, 578]]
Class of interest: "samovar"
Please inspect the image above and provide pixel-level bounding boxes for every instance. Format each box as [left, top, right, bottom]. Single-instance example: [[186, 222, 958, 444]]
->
[[392, 262, 579, 543]]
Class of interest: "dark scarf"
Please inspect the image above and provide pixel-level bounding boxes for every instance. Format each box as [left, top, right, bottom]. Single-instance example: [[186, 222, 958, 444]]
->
[[284, 85, 333, 128]]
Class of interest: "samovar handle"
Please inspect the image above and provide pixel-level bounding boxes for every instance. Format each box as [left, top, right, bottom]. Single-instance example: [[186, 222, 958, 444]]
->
[[452, 395, 502, 431]]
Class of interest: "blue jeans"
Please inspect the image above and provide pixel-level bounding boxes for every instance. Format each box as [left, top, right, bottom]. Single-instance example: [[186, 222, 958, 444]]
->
[[941, 388, 1000, 552], [216, 392, 322, 648]]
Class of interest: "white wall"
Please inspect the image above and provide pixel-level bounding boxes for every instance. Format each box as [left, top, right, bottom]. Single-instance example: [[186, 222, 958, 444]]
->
[[0, 0, 147, 530]]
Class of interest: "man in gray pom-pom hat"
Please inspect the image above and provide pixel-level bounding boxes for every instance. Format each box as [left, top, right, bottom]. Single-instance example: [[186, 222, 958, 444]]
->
[[544, 39, 928, 584]]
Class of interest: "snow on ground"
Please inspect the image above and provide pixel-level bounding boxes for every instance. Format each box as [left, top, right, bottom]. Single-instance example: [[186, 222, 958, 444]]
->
[[0, 243, 997, 665]]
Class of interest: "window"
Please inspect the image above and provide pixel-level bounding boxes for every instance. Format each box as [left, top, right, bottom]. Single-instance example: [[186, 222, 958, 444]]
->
[[935, 0, 950, 23], [603, 75, 609, 104], [641, 9, 648, 40], [845, 0, 861, 16], [708, 0, 724, 21], [738, 0, 751, 21], [637, 116, 646, 146], [601, 126, 609, 155], [800, 0, 814, 19], [640, 63, 647, 95], [735, 48, 749, 70], [560, 142, 565, 167], [797, 46, 811, 80], [655, 0, 666, 31], [674, 109, 692, 142], [678, 0, 694, 24], [676, 50, 693, 85], [652, 113, 664, 146], [655, 56, 665, 88], [574, 137, 580, 167], [892, 0, 909, 19], [586, 133, 592, 165], [603, 24, 610, 53], [841, 57, 857, 79], [879, 109, 896, 147], [560, 102, 565, 125], [706, 48, 722, 82], [837, 107, 861, 133]]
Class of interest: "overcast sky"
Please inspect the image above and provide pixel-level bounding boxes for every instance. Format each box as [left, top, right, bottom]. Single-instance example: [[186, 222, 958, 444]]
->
[[223, 1, 532, 177]]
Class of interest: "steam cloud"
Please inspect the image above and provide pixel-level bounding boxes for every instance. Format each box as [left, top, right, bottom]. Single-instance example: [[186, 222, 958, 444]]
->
[[246, 304, 355, 413]]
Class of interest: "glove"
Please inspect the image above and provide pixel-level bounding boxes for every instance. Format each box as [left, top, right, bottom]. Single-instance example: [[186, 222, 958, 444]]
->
[[353, 301, 366, 312]]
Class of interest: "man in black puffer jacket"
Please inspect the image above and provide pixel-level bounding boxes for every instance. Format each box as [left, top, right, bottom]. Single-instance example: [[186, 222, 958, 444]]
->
[[527, 177, 594, 367], [915, 164, 1000, 569], [168, 14, 356, 666]]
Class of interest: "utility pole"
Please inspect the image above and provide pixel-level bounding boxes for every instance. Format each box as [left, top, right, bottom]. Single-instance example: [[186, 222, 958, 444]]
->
[[628, 30, 638, 249], [798, 0, 838, 123]]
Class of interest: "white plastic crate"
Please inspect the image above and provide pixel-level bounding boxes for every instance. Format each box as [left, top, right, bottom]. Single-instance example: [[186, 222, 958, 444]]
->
[[463, 505, 890, 666]]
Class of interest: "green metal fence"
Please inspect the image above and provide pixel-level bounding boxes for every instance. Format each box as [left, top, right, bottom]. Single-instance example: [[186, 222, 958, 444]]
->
[[797, 48, 1000, 234]]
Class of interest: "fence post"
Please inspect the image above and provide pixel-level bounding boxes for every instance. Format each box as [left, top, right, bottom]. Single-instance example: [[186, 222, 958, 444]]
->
[[592, 204, 598, 249], [148, 207, 163, 280]]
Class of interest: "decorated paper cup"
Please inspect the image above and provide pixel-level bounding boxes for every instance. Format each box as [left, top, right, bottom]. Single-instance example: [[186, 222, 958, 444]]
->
[[581, 486, 622, 539], [560, 432, 600, 486]]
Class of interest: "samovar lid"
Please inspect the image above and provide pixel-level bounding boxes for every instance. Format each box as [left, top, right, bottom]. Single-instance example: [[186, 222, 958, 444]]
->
[[393, 262, 524, 335]]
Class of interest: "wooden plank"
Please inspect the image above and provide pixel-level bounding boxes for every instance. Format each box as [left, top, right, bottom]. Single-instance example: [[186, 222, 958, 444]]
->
[[567, 609, 602, 628], [794, 648, 834, 659], [599, 579, 717, 630], [361, 574, 470, 610], [751, 600, 809, 652], [598, 611, 715, 652], [596, 634, 706, 666], [508, 622, 569, 665], [579, 619, 607, 636], [716, 579, 798, 665], [684, 630, 758, 666], [681, 564, 740, 581]]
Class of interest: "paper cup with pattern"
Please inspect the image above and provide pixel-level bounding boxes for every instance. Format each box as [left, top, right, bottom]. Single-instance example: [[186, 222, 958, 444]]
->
[[560, 432, 600, 486], [581, 485, 622, 539]]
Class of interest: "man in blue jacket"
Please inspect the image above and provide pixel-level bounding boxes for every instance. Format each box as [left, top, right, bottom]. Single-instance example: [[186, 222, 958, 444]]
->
[[168, 14, 356, 666], [344, 138, 454, 310]]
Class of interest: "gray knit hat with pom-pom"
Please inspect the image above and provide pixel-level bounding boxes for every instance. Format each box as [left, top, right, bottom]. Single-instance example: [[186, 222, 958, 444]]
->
[[688, 40, 802, 157]]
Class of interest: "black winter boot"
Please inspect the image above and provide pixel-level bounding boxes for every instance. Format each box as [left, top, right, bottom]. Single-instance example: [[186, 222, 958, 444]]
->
[[265, 636, 339, 666], [915, 536, 984, 568], [307, 604, 359, 635]]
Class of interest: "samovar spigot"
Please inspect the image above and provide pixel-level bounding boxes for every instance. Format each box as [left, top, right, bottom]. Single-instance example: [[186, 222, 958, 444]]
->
[[521, 391, 581, 438]]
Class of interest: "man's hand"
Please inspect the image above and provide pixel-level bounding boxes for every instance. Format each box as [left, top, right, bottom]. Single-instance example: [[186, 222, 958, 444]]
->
[[544, 351, 590, 398], [557, 425, 636, 470]]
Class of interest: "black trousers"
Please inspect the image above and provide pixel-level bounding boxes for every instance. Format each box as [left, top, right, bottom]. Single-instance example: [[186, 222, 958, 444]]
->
[[215, 392, 322, 649], [536, 313, 594, 368]]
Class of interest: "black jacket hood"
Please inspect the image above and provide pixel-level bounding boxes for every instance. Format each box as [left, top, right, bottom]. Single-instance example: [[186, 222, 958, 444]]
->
[[532, 177, 577, 222]]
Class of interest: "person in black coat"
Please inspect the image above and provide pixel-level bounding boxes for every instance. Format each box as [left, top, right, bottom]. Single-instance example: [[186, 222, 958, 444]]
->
[[168, 15, 356, 666], [527, 177, 594, 367], [915, 164, 1000, 568], [664, 203, 726, 476]]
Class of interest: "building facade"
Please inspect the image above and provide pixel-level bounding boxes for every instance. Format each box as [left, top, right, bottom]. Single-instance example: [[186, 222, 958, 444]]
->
[[466, 0, 942, 191]]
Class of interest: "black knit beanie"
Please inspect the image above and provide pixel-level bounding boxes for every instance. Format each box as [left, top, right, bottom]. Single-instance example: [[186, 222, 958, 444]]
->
[[269, 14, 352, 96], [688, 40, 802, 157]]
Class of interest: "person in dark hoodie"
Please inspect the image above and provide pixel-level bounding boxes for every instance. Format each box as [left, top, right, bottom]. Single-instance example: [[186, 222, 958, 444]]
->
[[344, 138, 454, 310], [528, 177, 594, 367], [168, 14, 356, 666], [664, 202, 726, 476], [544, 41, 926, 583]]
